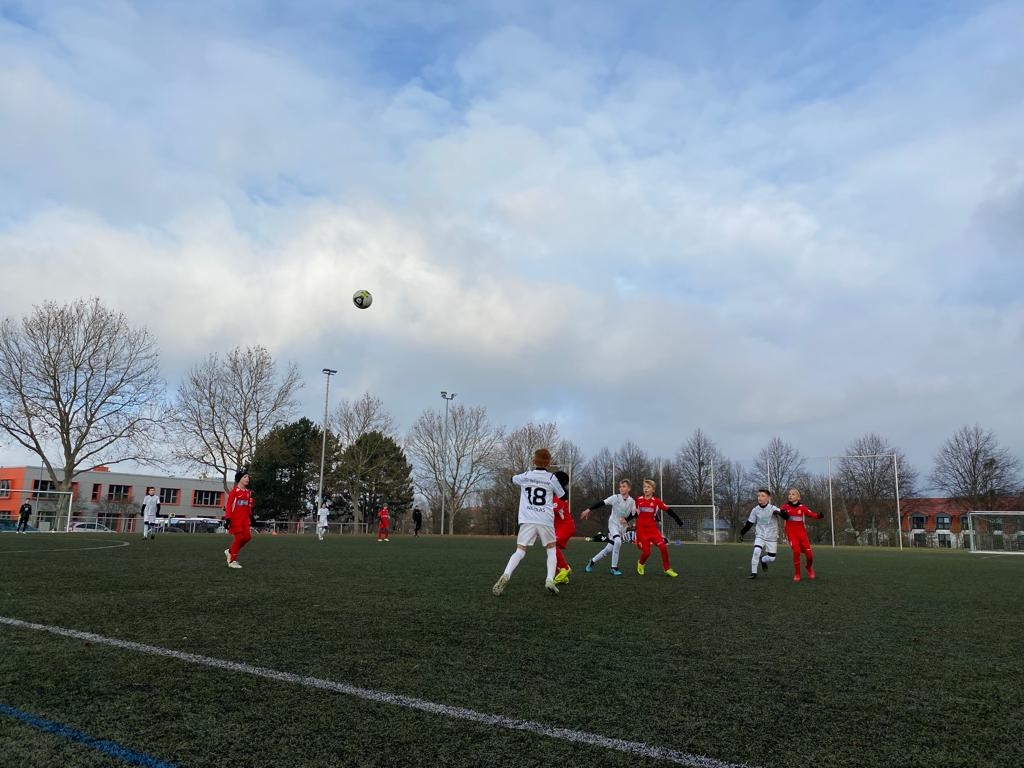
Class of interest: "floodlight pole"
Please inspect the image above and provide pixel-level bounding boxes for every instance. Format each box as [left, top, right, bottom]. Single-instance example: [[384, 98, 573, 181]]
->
[[317, 368, 337, 511], [440, 391, 456, 536]]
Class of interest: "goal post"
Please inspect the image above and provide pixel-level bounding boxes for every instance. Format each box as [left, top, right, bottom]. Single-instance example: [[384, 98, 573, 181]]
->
[[3, 489, 74, 532], [660, 504, 719, 544], [966, 512, 1024, 555]]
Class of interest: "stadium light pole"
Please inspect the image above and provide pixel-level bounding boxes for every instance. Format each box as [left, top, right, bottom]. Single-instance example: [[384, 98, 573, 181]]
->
[[317, 368, 337, 511], [440, 391, 456, 535]]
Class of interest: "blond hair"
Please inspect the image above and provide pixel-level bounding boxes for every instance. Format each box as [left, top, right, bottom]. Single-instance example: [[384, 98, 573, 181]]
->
[[643, 479, 656, 491]]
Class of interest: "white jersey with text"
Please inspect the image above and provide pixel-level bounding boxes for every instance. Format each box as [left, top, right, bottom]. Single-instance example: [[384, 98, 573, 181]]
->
[[142, 494, 160, 521], [317, 509, 329, 528], [747, 503, 781, 543], [511, 469, 566, 526], [604, 494, 637, 537]]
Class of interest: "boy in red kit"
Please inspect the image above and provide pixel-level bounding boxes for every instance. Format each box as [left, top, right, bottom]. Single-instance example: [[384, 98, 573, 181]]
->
[[377, 505, 391, 542], [551, 471, 574, 584], [223, 469, 255, 569], [778, 487, 824, 581], [633, 479, 684, 578]]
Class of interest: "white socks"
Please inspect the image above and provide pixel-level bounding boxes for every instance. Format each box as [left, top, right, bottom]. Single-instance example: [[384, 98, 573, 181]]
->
[[545, 547, 557, 581], [503, 549, 526, 577]]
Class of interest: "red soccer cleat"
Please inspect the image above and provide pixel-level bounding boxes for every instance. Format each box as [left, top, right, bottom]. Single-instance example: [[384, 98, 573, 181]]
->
[[793, 575, 801, 582], [807, 568, 816, 580]]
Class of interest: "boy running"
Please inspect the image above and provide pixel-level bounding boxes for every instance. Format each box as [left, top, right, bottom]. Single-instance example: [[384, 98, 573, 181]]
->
[[581, 479, 636, 576], [141, 487, 161, 540], [317, 500, 329, 541], [223, 469, 255, 569], [738, 488, 783, 579], [778, 488, 824, 581], [377, 505, 391, 542], [633, 479, 682, 577], [493, 448, 567, 596]]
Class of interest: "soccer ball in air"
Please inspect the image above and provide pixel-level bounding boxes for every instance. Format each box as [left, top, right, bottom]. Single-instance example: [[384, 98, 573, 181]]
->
[[352, 290, 373, 309]]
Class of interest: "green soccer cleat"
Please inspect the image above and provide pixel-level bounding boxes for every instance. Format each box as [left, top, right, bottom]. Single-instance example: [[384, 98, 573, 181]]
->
[[665, 568, 678, 578], [637, 562, 645, 576], [554, 567, 571, 585]]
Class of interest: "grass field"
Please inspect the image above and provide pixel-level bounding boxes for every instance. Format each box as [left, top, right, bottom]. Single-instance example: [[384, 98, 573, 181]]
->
[[1, 533, 1022, 768]]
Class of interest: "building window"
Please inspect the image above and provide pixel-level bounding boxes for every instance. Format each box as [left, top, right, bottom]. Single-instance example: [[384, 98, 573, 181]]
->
[[193, 490, 224, 508], [107, 485, 133, 502], [160, 488, 181, 505], [938, 533, 951, 548], [91, 483, 102, 501], [911, 515, 926, 530], [936, 515, 951, 530], [31, 479, 57, 500], [0, 480, 9, 499], [913, 532, 925, 546]]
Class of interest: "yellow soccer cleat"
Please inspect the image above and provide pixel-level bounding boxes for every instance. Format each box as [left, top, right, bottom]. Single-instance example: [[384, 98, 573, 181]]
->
[[553, 567, 571, 585], [665, 568, 678, 578], [637, 562, 645, 576]]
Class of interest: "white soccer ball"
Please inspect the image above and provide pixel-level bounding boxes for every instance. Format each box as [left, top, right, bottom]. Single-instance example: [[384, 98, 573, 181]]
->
[[352, 289, 373, 309]]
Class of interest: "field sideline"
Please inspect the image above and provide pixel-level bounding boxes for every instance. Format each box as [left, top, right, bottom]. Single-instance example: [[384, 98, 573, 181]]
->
[[1, 534, 1021, 768]]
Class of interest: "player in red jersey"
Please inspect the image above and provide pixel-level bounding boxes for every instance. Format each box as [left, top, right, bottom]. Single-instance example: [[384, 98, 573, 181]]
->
[[223, 469, 255, 569], [377, 505, 391, 541], [778, 487, 824, 581], [551, 471, 575, 584], [632, 479, 684, 578]]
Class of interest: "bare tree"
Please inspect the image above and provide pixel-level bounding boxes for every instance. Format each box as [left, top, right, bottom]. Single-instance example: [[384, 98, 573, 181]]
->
[[483, 422, 562, 535], [673, 428, 722, 503], [718, 460, 749, 537], [405, 403, 503, 534], [835, 433, 918, 542], [752, 437, 806, 500], [170, 346, 301, 487], [0, 298, 164, 493], [930, 425, 1022, 511], [332, 392, 397, 448]]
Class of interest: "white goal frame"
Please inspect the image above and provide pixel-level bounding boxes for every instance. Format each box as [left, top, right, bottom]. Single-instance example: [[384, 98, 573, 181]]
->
[[2, 489, 74, 532], [966, 511, 1024, 555]]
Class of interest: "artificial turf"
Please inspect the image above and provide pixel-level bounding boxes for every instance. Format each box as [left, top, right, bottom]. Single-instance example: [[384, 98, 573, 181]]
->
[[0, 533, 1021, 768]]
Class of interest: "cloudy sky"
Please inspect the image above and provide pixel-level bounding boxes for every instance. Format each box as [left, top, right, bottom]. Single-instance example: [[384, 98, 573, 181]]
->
[[1, 0, 1022, 486]]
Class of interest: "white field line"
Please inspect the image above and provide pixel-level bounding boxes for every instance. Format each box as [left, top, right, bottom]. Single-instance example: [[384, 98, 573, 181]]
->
[[0, 540, 131, 555], [0, 615, 755, 768]]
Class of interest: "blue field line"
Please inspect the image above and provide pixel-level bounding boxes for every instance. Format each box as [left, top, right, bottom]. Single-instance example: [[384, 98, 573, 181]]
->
[[0, 703, 178, 768]]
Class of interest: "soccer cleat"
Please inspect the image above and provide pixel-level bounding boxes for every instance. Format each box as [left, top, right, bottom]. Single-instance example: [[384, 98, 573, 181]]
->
[[545, 579, 560, 596], [807, 567, 816, 580], [665, 568, 678, 578], [610, 567, 623, 576], [228, 561, 242, 569], [584, 561, 594, 573], [384, 538, 390, 542], [554, 567, 571, 585], [748, 573, 757, 579], [793, 575, 801, 582], [492, 574, 509, 596], [761, 559, 769, 572], [637, 562, 645, 576], [224, 549, 231, 565]]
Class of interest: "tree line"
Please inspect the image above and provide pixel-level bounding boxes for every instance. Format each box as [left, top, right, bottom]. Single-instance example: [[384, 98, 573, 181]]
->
[[1, 299, 1021, 535]]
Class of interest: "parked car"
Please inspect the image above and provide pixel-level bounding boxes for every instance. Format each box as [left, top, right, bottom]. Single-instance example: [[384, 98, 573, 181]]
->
[[69, 522, 113, 532], [0, 520, 39, 532]]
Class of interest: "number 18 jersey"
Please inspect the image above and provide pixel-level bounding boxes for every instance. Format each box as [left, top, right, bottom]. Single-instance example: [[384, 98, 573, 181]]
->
[[511, 469, 567, 526]]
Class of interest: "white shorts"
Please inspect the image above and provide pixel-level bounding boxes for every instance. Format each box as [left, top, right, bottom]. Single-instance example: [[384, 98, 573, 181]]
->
[[753, 536, 778, 552], [517, 523, 556, 547]]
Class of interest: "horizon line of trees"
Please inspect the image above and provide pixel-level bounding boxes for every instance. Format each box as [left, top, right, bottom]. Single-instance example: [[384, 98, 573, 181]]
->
[[1, 298, 1022, 536]]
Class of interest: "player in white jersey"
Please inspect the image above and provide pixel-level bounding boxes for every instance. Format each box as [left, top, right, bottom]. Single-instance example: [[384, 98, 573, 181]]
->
[[140, 487, 161, 540], [316, 500, 330, 541], [581, 479, 636, 576], [493, 448, 568, 597], [738, 488, 783, 579]]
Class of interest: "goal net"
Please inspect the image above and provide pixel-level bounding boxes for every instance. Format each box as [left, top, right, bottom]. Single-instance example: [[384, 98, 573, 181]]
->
[[966, 512, 1024, 555], [2, 488, 74, 532], [660, 504, 719, 544]]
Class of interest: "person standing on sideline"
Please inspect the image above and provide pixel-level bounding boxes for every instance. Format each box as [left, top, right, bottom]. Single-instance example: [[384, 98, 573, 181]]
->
[[140, 487, 161, 540], [739, 489, 783, 579], [778, 488, 824, 582], [581, 480, 636, 576], [223, 469, 255, 569], [317, 500, 330, 541], [412, 506, 423, 536], [492, 448, 567, 596], [377, 505, 391, 542], [633, 479, 683, 578], [16, 501, 32, 533]]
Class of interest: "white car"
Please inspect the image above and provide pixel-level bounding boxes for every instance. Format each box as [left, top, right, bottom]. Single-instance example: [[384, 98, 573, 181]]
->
[[69, 522, 113, 532]]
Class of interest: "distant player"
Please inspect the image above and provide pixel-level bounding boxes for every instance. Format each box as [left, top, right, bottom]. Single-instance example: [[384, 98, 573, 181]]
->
[[412, 506, 423, 536], [377, 505, 391, 542], [141, 486, 161, 540], [223, 469, 255, 569], [551, 470, 575, 584], [738, 488, 783, 579], [492, 448, 567, 596], [778, 487, 824, 581], [633, 479, 682, 578], [581, 479, 636, 576], [317, 500, 329, 541]]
